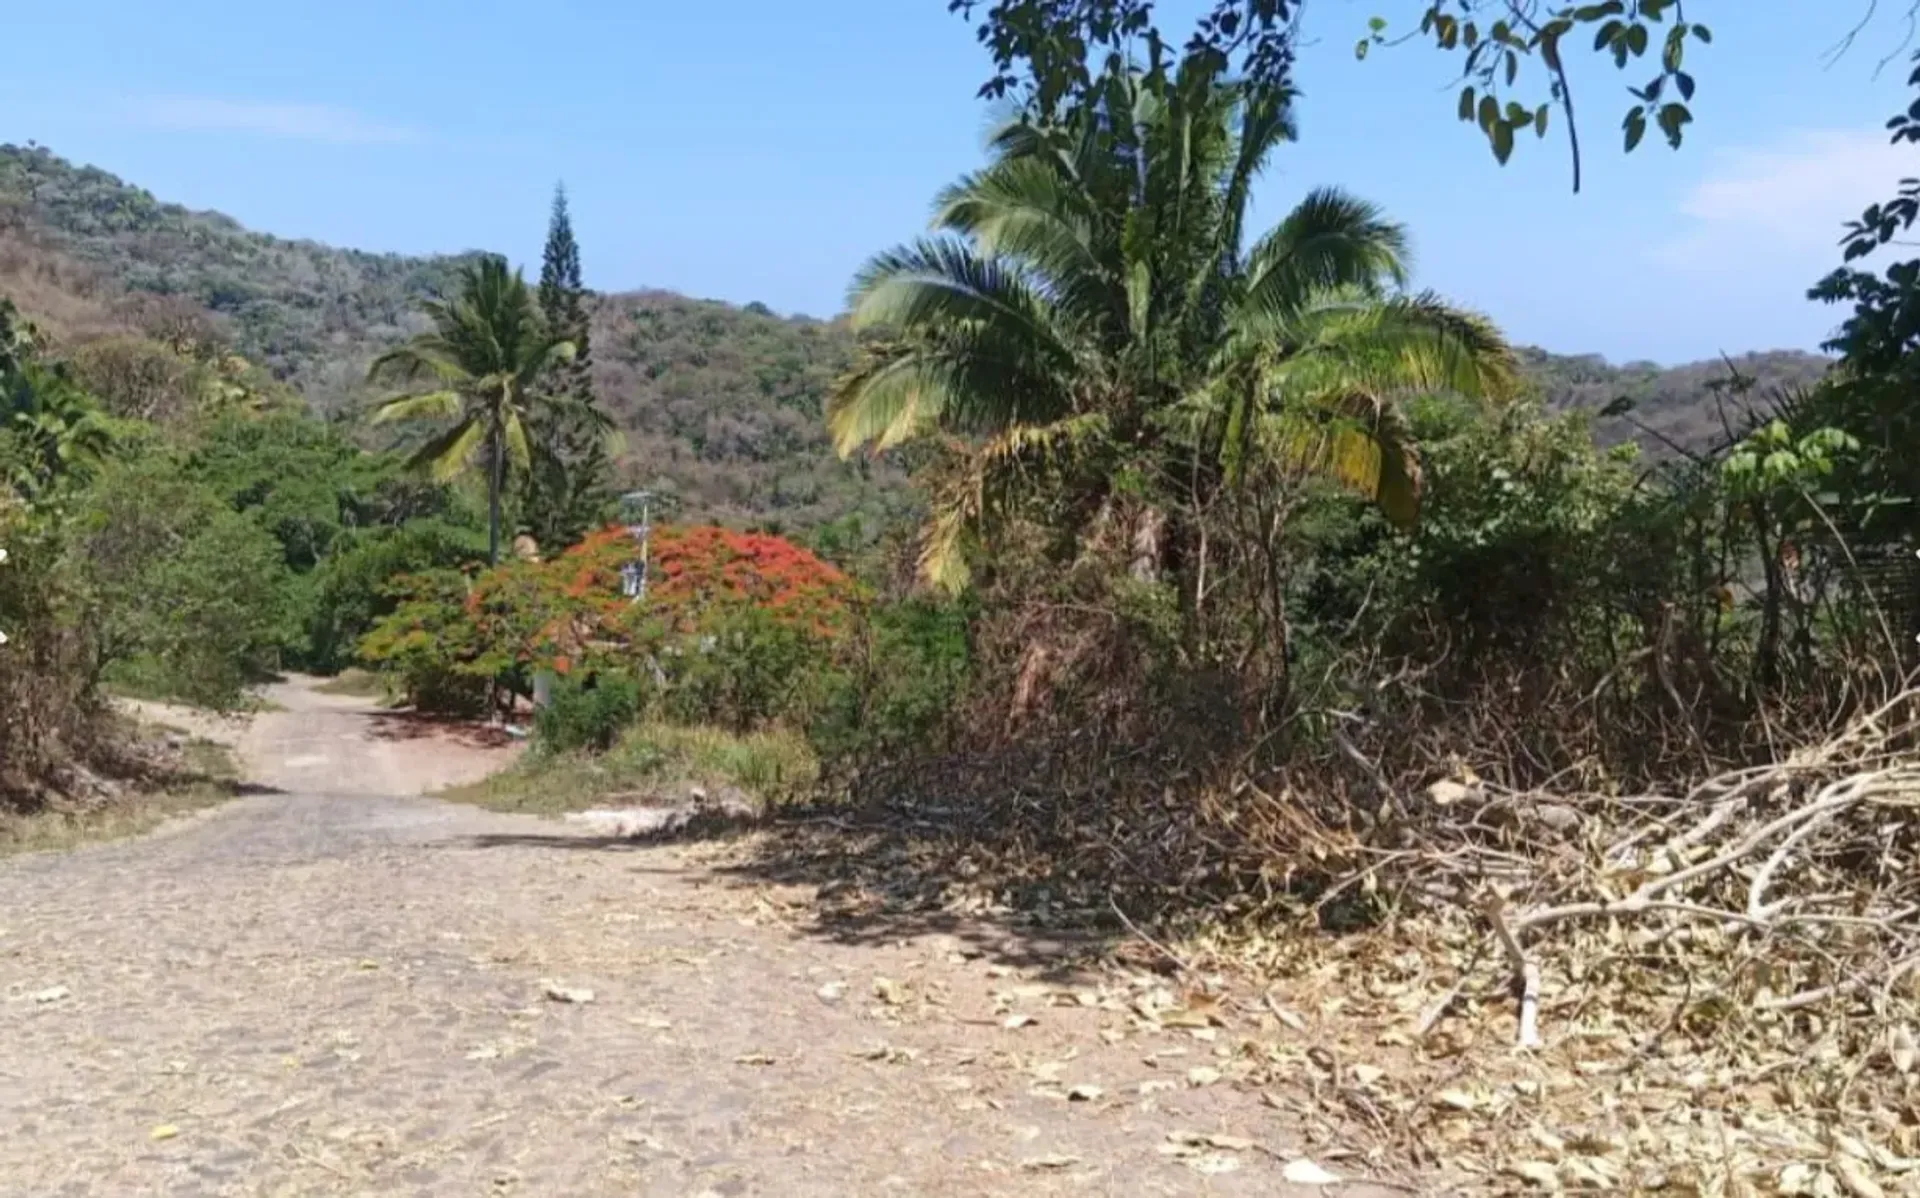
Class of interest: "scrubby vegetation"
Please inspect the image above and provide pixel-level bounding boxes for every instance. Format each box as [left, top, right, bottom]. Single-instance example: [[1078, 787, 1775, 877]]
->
[[8, 5, 1920, 1188]]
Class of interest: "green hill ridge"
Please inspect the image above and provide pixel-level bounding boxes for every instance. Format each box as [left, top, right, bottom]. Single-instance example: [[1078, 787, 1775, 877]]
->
[[0, 142, 1830, 529]]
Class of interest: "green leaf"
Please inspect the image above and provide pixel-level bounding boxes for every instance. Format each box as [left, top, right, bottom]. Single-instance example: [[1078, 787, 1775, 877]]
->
[[1624, 107, 1647, 152], [1626, 23, 1649, 56], [1491, 119, 1515, 165], [1534, 104, 1550, 137], [1368, 15, 1387, 32], [1458, 85, 1477, 122], [1656, 101, 1692, 148], [1355, 38, 1369, 59], [1692, 23, 1712, 43], [1675, 71, 1695, 101], [1477, 94, 1498, 134]]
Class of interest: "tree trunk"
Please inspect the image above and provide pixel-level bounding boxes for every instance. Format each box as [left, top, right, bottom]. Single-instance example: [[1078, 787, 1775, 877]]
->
[[487, 425, 504, 565], [1129, 506, 1166, 583]]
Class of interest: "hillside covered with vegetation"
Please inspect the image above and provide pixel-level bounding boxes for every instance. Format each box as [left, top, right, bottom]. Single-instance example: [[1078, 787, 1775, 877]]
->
[[0, 142, 1827, 531]]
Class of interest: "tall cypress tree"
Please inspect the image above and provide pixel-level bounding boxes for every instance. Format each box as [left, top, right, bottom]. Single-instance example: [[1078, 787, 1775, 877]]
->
[[524, 182, 613, 552]]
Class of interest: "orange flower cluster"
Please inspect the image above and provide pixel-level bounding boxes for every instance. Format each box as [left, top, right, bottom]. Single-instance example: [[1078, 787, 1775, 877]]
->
[[464, 523, 857, 672]]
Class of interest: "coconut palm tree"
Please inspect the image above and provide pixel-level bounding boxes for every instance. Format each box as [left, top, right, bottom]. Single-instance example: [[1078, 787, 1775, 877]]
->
[[367, 255, 581, 563], [828, 62, 1519, 591]]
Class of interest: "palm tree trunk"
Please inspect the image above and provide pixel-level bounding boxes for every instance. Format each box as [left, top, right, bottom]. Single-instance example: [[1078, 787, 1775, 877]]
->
[[487, 426, 504, 565]]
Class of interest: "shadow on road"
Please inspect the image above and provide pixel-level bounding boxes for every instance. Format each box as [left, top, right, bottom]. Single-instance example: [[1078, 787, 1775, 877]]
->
[[458, 803, 1140, 979], [368, 711, 515, 751]]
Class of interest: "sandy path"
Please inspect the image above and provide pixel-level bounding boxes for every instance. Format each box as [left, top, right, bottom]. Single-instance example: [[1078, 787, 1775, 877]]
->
[[0, 679, 1390, 1197]]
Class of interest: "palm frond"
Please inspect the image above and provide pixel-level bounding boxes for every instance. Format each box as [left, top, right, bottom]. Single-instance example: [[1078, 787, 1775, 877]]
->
[[826, 329, 1076, 456], [367, 341, 468, 387], [1255, 393, 1423, 528], [1240, 189, 1411, 330], [1278, 291, 1521, 402], [404, 416, 487, 484], [371, 390, 464, 425], [502, 410, 534, 473]]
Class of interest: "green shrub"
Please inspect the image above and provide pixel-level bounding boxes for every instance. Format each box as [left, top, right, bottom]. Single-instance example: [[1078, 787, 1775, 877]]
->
[[535, 672, 643, 753], [355, 568, 490, 716], [809, 596, 973, 763], [79, 457, 291, 710], [657, 605, 833, 732], [305, 519, 486, 674]]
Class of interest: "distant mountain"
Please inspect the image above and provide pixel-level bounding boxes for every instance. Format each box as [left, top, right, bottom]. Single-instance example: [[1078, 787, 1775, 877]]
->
[[0, 143, 908, 531], [1521, 346, 1833, 462], [0, 142, 1834, 529]]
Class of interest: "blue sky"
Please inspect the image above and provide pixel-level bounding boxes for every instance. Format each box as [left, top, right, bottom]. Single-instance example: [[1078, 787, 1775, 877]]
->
[[1, 0, 1915, 364]]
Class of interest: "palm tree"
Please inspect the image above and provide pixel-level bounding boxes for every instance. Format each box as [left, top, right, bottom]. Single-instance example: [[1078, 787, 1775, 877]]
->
[[828, 62, 1519, 591], [367, 255, 579, 563]]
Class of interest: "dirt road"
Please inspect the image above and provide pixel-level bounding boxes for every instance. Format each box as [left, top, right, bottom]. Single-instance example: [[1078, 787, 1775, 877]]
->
[[0, 679, 1388, 1196]]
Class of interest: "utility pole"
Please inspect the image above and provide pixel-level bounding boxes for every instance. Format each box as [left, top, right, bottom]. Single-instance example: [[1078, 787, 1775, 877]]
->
[[619, 490, 653, 602]]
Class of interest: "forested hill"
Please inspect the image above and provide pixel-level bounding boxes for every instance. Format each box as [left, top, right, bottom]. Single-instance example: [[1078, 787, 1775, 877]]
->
[[0, 142, 1831, 524], [1521, 346, 1833, 460]]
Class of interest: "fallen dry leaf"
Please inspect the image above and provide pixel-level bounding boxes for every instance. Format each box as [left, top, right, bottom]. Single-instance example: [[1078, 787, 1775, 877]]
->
[[733, 1053, 776, 1066], [149, 1124, 179, 1142], [1509, 1160, 1560, 1188], [1020, 1154, 1081, 1171], [1281, 1158, 1342, 1185], [1833, 1155, 1887, 1198], [872, 977, 907, 1006], [1890, 1025, 1915, 1075], [540, 980, 595, 1005], [1433, 1088, 1479, 1112], [1002, 1013, 1036, 1029], [30, 985, 69, 1003], [1066, 1084, 1103, 1101]]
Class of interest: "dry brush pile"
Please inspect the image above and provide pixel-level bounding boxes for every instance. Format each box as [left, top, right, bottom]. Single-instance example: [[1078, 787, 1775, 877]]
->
[[772, 657, 1920, 1194]]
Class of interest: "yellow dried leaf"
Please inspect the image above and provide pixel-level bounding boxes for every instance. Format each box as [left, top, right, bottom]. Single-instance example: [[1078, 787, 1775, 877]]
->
[[1509, 1161, 1559, 1188], [1833, 1156, 1886, 1198], [1890, 1025, 1916, 1075], [149, 1124, 179, 1141], [1434, 1088, 1479, 1111]]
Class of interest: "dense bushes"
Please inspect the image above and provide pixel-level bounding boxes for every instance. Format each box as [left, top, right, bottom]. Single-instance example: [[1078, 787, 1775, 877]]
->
[[360, 520, 975, 763], [0, 291, 495, 800], [0, 492, 100, 800], [534, 673, 642, 753], [77, 457, 292, 708]]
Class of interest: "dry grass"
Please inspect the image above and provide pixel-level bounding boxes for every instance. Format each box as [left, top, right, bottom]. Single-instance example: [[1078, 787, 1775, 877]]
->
[[0, 740, 242, 857], [439, 721, 817, 817]]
